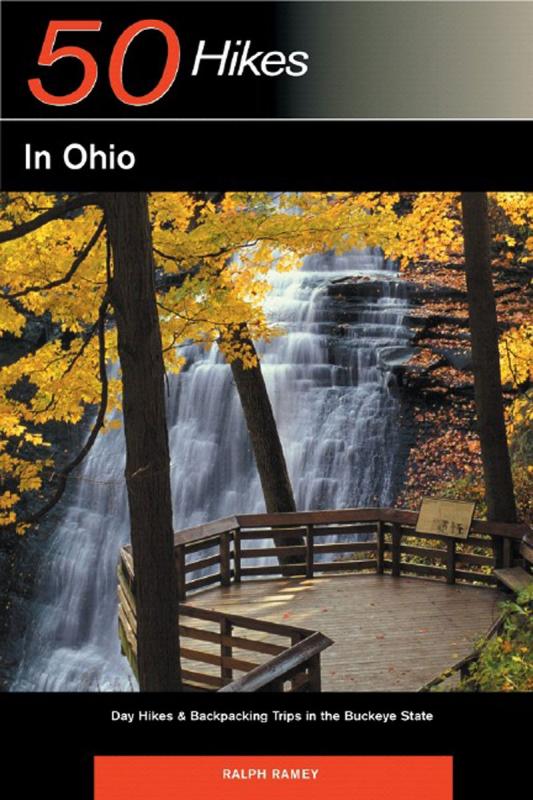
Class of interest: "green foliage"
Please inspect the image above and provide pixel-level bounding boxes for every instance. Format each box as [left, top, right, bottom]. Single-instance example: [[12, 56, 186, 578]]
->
[[439, 465, 533, 526], [458, 584, 533, 692], [439, 475, 488, 519]]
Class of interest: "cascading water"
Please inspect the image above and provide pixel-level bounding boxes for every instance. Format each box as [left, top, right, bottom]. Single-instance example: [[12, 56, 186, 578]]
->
[[12, 248, 410, 691]]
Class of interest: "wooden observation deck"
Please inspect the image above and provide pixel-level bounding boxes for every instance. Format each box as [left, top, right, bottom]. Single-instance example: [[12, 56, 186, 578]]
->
[[118, 508, 531, 692]]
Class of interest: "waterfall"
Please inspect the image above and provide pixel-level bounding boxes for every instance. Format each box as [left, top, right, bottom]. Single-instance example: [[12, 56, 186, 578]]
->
[[11, 249, 410, 691]]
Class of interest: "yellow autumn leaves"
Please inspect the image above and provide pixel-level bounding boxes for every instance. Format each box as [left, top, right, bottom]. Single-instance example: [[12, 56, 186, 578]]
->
[[500, 324, 533, 460], [0, 191, 531, 533]]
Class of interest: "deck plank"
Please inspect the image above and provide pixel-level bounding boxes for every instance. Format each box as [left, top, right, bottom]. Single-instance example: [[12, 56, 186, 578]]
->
[[186, 574, 504, 691]]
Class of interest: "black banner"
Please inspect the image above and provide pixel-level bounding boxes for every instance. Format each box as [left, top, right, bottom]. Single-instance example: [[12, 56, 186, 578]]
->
[[0, 692, 522, 800], [2, 121, 533, 190]]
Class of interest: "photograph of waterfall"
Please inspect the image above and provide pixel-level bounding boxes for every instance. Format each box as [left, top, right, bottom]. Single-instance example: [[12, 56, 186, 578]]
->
[[0, 192, 531, 693]]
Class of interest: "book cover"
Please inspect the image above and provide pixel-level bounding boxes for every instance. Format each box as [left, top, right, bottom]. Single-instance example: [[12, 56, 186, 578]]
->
[[0, 2, 531, 799]]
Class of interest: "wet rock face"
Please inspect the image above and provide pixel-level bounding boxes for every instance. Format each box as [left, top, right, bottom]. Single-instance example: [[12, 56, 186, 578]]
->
[[378, 346, 416, 370], [322, 268, 417, 503], [325, 270, 482, 510], [431, 347, 473, 372], [329, 276, 471, 304], [325, 279, 416, 383], [329, 277, 403, 300]]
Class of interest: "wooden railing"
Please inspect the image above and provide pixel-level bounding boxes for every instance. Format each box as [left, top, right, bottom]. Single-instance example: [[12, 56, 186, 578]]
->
[[158, 508, 529, 599], [178, 606, 331, 692], [218, 632, 333, 692], [118, 507, 530, 691], [118, 546, 332, 691], [419, 614, 505, 691], [419, 528, 533, 690]]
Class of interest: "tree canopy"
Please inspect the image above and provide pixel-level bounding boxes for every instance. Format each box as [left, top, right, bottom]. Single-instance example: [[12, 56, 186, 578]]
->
[[0, 191, 531, 532]]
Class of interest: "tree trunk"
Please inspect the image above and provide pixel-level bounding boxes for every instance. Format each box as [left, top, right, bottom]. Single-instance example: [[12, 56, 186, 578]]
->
[[104, 192, 181, 691], [460, 192, 517, 522], [229, 327, 304, 566]]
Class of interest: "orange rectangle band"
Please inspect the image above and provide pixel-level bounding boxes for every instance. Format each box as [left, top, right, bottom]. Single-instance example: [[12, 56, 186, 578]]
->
[[94, 755, 452, 800]]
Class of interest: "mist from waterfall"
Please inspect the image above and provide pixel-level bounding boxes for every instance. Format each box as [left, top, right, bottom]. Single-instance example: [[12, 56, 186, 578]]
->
[[12, 248, 410, 691]]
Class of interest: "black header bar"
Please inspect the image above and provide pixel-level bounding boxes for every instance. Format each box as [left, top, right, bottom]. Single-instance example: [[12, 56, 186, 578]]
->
[[2, 121, 533, 191]]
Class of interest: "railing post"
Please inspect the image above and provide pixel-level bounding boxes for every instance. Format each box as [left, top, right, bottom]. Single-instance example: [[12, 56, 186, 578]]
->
[[460, 661, 471, 681], [290, 631, 305, 691], [220, 617, 233, 684], [306, 525, 314, 578], [307, 654, 322, 692], [503, 537, 513, 568], [234, 528, 242, 583], [220, 531, 231, 587], [176, 544, 186, 601], [376, 521, 384, 575], [391, 524, 402, 577], [492, 535, 503, 570], [446, 539, 456, 585]]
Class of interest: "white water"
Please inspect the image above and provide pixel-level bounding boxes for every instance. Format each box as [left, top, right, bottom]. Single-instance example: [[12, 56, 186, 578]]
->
[[12, 249, 410, 691]]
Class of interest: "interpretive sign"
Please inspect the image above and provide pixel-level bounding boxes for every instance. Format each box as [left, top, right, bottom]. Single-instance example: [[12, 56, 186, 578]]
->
[[415, 498, 476, 540]]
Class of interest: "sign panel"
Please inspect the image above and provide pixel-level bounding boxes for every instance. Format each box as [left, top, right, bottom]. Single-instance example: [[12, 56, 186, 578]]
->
[[416, 498, 476, 540]]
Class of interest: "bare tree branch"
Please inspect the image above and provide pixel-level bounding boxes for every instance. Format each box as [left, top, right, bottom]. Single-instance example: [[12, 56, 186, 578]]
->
[[0, 193, 101, 244], [61, 315, 102, 377]]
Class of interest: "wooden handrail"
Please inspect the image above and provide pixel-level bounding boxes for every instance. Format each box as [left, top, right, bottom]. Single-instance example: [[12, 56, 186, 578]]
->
[[118, 506, 530, 692], [217, 632, 333, 692], [120, 507, 531, 607], [169, 508, 529, 547], [238, 508, 528, 539], [173, 516, 240, 547], [178, 603, 315, 639], [177, 604, 330, 691], [120, 508, 529, 557]]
